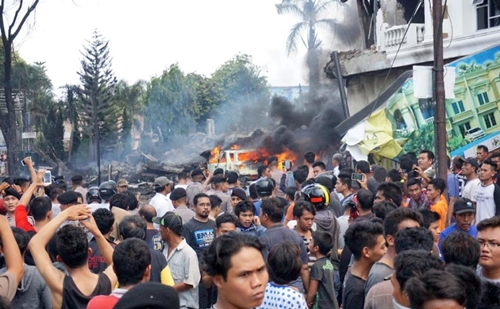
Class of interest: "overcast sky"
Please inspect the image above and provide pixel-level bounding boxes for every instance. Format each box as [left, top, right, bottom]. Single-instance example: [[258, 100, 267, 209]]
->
[[9, 0, 352, 91]]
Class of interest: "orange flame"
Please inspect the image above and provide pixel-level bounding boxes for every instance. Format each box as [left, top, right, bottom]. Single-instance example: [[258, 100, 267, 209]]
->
[[209, 144, 297, 166]]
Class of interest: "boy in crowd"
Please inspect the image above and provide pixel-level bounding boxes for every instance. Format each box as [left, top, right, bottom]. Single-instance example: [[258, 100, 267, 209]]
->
[[343, 220, 386, 309], [439, 197, 478, 243], [234, 201, 265, 237], [306, 231, 339, 309], [293, 200, 316, 269], [88, 208, 116, 274], [215, 213, 237, 236], [426, 178, 448, 231]]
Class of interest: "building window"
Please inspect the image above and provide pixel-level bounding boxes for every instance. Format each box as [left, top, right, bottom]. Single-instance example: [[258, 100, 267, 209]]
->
[[451, 100, 465, 114], [459, 122, 472, 138], [484, 113, 497, 128], [478, 92, 490, 105], [477, 0, 500, 30], [418, 98, 435, 120]]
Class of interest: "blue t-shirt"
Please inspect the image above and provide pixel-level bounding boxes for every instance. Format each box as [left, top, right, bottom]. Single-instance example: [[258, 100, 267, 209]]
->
[[254, 199, 262, 217], [447, 173, 460, 199], [439, 223, 478, 243]]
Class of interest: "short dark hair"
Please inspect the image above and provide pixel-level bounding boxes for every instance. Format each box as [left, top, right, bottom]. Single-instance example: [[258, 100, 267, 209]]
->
[[248, 183, 258, 200], [490, 152, 500, 159], [209, 195, 222, 211], [13, 177, 29, 188], [113, 238, 151, 287], [420, 149, 435, 162], [377, 182, 403, 206], [337, 172, 352, 189], [386, 169, 402, 182], [344, 221, 384, 260], [261, 198, 284, 223], [394, 250, 443, 293], [293, 199, 316, 218], [406, 177, 421, 188], [93, 208, 115, 235], [29, 197, 52, 222], [482, 159, 497, 172], [356, 160, 370, 174], [418, 209, 441, 229], [138, 205, 156, 223], [394, 227, 434, 254], [267, 241, 302, 284], [315, 176, 333, 192], [48, 185, 64, 201], [372, 201, 398, 220], [119, 215, 147, 241], [304, 151, 315, 164], [178, 172, 188, 180], [194, 193, 210, 206], [234, 201, 256, 217], [257, 165, 268, 178], [215, 213, 238, 229], [203, 232, 264, 280], [428, 178, 446, 194], [284, 186, 298, 201], [312, 161, 326, 170], [357, 189, 374, 211], [405, 267, 478, 309], [5, 227, 30, 255], [109, 192, 131, 210], [441, 231, 480, 269], [477, 215, 500, 231], [312, 231, 333, 255], [373, 167, 387, 183], [478, 145, 489, 153], [384, 207, 423, 237], [121, 191, 139, 211], [293, 169, 308, 185], [56, 225, 89, 269]]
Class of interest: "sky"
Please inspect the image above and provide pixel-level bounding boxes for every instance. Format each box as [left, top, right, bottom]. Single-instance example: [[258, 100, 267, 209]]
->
[[8, 0, 352, 91]]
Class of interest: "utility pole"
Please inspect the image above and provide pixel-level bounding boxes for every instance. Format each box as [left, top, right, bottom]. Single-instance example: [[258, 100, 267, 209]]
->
[[432, 0, 447, 182]]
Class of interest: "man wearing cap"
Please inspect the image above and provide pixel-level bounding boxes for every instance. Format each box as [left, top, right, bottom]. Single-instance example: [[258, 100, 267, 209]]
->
[[439, 198, 478, 244], [116, 179, 128, 193], [3, 186, 29, 227], [149, 176, 174, 219], [208, 176, 233, 214], [461, 157, 481, 201], [186, 168, 206, 208], [71, 175, 88, 197], [170, 188, 195, 225], [154, 212, 200, 309]]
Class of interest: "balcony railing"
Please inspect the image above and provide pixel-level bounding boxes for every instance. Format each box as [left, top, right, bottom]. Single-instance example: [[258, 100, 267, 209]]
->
[[379, 24, 425, 51]]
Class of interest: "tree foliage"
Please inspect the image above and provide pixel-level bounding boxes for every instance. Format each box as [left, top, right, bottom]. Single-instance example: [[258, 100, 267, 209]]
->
[[76, 30, 119, 157]]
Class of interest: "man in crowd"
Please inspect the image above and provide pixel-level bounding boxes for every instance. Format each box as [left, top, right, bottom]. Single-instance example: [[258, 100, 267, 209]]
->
[[138, 204, 159, 250], [475, 159, 500, 222], [477, 145, 490, 164], [71, 175, 87, 197], [477, 216, 500, 282], [461, 157, 480, 201], [186, 169, 206, 207], [149, 176, 174, 218], [417, 149, 435, 178], [439, 197, 478, 243], [116, 179, 128, 193], [332, 153, 343, 177], [154, 211, 200, 309], [208, 176, 232, 214], [406, 178, 429, 210], [312, 161, 327, 177], [169, 188, 195, 224]]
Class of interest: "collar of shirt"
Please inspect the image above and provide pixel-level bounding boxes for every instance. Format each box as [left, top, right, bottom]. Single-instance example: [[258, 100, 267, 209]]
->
[[110, 288, 129, 298]]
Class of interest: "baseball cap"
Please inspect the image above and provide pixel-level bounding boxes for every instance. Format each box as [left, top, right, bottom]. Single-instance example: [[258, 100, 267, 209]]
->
[[113, 282, 180, 309], [169, 188, 187, 201], [211, 176, 228, 184], [453, 198, 475, 215], [191, 168, 204, 177], [154, 176, 173, 188], [117, 179, 128, 187], [152, 212, 183, 234], [213, 168, 224, 176], [458, 157, 479, 169]]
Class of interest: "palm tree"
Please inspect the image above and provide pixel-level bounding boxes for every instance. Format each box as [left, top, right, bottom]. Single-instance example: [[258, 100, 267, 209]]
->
[[277, 1, 349, 99]]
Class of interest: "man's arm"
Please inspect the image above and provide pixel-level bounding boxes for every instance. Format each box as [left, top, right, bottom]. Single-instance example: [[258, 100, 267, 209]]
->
[[0, 216, 24, 286], [16, 170, 45, 232], [81, 215, 117, 287], [28, 205, 91, 295], [24, 157, 37, 186]]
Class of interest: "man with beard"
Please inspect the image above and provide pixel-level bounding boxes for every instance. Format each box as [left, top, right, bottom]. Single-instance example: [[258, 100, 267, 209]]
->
[[182, 193, 216, 309]]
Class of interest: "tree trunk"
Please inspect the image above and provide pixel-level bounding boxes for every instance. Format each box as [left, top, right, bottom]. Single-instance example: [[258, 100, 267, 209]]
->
[[3, 41, 20, 176]]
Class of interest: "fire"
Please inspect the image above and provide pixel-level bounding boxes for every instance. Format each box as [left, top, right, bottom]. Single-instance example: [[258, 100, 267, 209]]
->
[[209, 144, 297, 166]]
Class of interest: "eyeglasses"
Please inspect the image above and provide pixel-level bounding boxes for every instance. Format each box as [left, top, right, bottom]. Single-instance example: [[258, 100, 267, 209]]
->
[[478, 240, 500, 248]]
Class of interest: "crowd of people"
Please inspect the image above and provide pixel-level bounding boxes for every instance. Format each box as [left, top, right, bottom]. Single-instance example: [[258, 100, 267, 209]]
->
[[0, 146, 498, 308]]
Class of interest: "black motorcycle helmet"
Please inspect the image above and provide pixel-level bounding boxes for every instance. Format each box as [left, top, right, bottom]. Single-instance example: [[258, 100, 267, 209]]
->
[[86, 186, 101, 204], [301, 183, 330, 208], [254, 178, 274, 198], [98, 180, 117, 201]]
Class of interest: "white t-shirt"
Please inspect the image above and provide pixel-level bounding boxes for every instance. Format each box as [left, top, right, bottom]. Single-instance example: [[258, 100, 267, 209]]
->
[[474, 183, 500, 223], [462, 178, 480, 201], [149, 192, 174, 217], [258, 282, 308, 309]]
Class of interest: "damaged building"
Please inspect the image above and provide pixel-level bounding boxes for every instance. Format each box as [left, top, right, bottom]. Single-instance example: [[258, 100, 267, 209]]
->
[[326, 0, 500, 115]]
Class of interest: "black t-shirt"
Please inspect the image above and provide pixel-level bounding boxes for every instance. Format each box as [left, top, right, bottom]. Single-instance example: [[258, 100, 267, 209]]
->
[[88, 238, 116, 274], [310, 257, 339, 309], [342, 269, 366, 309], [181, 218, 216, 258], [146, 228, 159, 250], [149, 248, 168, 283]]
